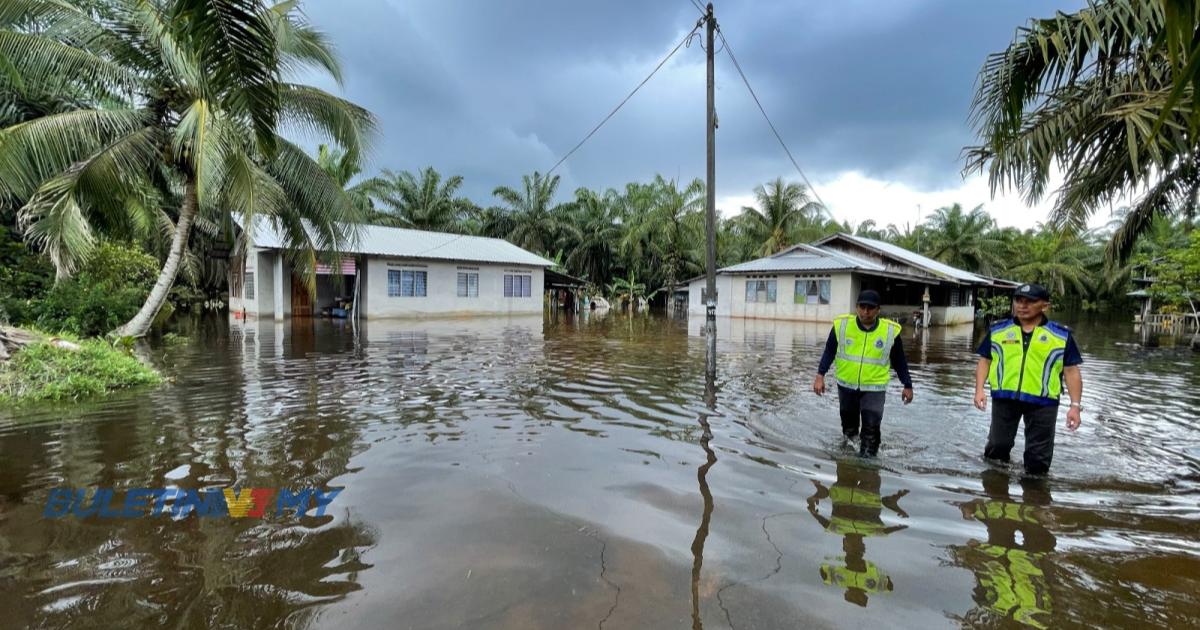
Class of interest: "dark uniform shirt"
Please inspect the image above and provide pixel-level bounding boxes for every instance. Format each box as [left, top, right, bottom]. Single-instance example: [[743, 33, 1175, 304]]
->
[[817, 318, 913, 388], [975, 316, 1083, 367]]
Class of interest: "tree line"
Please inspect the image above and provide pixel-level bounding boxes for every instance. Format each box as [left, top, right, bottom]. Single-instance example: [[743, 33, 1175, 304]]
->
[[4, 0, 1200, 337], [319, 157, 1193, 312]]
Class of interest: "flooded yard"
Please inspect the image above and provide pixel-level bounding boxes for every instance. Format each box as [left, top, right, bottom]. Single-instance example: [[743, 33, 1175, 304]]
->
[[0, 312, 1197, 628]]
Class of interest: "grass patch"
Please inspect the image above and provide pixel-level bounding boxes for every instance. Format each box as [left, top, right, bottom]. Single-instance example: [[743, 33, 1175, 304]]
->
[[0, 335, 162, 404]]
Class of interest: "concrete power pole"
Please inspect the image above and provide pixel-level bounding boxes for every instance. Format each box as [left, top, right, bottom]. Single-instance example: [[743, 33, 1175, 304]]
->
[[704, 3, 718, 322]]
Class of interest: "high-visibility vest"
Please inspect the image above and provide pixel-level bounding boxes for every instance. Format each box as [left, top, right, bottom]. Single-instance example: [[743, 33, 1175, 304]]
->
[[986, 319, 1069, 405], [833, 315, 901, 391], [820, 558, 891, 594]]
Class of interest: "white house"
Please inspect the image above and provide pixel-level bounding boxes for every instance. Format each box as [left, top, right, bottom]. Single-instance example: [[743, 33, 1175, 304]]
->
[[685, 233, 1011, 326], [228, 219, 554, 320]]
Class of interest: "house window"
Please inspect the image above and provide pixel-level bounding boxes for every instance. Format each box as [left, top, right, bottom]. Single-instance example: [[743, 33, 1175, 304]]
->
[[795, 277, 831, 305], [244, 272, 255, 300], [388, 270, 427, 297], [457, 272, 479, 297], [950, 288, 961, 307], [744, 278, 776, 303], [504, 274, 531, 297]]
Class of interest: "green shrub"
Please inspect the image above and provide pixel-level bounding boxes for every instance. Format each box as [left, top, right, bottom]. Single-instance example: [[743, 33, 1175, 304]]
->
[[0, 335, 162, 403], [2, 241, 160, 337], [0, 224, 53, 302]]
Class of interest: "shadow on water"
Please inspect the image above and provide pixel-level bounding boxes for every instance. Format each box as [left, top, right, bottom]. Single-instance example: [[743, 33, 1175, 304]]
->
[[0, 311, 1197, 628]]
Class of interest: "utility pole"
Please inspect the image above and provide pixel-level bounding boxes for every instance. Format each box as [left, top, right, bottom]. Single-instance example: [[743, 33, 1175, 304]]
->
[[704, 3, 717, 323]]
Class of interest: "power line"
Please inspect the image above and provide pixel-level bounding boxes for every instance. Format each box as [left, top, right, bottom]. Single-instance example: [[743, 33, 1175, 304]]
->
[[546, 18, 705, 178], [716, 27, 830, 213], [687, 0, 706, 16]]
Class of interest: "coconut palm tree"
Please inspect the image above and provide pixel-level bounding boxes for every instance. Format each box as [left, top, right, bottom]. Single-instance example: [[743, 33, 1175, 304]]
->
[[492, 171, 574, 254], [0, 0, 374, 337], [923, 203, 1003, 274], [376, 166, 472, 232], [966, 0, 1199, 263], [732, 177, 827, 256]]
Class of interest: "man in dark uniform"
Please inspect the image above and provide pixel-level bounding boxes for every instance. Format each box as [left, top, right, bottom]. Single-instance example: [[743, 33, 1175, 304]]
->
[[814, 290, 914, 457], [973, 283, 1083, 475]]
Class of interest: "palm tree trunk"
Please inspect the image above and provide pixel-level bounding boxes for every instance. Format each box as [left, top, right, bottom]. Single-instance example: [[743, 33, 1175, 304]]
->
[[113, 178, 198, 338]]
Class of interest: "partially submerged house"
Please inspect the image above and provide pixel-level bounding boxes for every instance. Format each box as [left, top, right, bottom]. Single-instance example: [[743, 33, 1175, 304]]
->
[[229, 219, 554, 320], [685, 233, 1012, 326]]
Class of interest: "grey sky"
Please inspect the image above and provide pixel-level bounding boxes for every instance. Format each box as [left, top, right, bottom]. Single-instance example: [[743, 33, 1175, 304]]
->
[[299, 0, 1084, 227]]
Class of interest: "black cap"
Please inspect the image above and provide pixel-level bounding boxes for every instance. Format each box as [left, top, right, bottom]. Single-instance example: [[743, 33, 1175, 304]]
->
[[856, 289, 881, 307], [1013, 283, 1051, 301]]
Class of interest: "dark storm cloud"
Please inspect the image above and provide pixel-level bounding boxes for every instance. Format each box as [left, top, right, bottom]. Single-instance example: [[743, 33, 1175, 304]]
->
[[298, 0, 1082, 204]]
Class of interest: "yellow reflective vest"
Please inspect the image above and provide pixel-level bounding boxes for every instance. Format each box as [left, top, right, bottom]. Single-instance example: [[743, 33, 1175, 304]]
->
[[833, 315, 901, 391], [986, 318, 1069, 405]]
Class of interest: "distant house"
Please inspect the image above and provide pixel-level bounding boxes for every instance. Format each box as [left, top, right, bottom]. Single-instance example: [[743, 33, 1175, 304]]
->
[[229, 219, 554, 320], [685, 233, 1013, 326]]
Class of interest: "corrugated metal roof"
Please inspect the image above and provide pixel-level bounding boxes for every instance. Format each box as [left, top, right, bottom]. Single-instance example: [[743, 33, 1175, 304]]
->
[[718, 244, 885, 274], [821, 233, 990, 284], [242, 217, 554, 267]]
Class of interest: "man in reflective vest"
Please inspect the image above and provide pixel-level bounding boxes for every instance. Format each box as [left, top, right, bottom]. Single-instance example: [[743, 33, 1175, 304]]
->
[[973, 283, 1083, 475], [814, 290, 914, 457]]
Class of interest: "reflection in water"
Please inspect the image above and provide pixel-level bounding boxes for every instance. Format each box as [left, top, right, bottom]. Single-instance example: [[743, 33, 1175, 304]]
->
[[807, 461, 909, 607], [950, 470, 1055, 629], [690, 322, 719, 630], [1, 313, 1197, 628]]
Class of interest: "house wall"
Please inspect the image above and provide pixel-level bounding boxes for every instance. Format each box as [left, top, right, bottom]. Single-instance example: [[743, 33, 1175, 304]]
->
[[363, 257, 544, 318], [687, 272, 856, 322], [688, 272, 975, 326], [229, 245, 272, 318]]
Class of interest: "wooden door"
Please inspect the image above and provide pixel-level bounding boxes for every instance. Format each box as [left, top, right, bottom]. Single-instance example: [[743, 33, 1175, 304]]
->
[[291, 275, 312, 316]]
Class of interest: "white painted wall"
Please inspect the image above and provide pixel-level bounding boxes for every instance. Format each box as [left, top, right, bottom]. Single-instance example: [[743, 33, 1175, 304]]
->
[[229, 245, 264, 317], [687, 272, 853, 322], [879, 304, 975, 326], [363, 257, 544, 318], [687, 272, 976, 326]]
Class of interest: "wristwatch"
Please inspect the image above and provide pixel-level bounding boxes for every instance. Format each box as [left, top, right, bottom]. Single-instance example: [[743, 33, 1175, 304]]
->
[[1069, 401, 1083, 411]]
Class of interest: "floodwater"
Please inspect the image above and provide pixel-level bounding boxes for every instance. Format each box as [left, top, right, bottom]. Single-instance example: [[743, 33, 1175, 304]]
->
[[0, 312, 1197, 629]]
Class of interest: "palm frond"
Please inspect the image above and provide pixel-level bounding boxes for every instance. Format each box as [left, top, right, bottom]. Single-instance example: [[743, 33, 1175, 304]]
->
[[267, 1, 342, 84], [278, 83, 374, 160], [0, 107, 147, 201], [174, 0, 281, 152], [19, 169, 96, 277], [0, 29, 143, 98]]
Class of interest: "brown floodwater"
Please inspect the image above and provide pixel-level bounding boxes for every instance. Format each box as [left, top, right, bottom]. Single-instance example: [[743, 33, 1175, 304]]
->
[[0, 312, 1197, 629]]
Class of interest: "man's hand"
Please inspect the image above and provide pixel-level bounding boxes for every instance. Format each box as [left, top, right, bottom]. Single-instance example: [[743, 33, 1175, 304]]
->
[[1066, 405, 1082, 431], [974, 387, 988, 411], [813, 374, 826, 396], [901, 387, 913, 404]]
